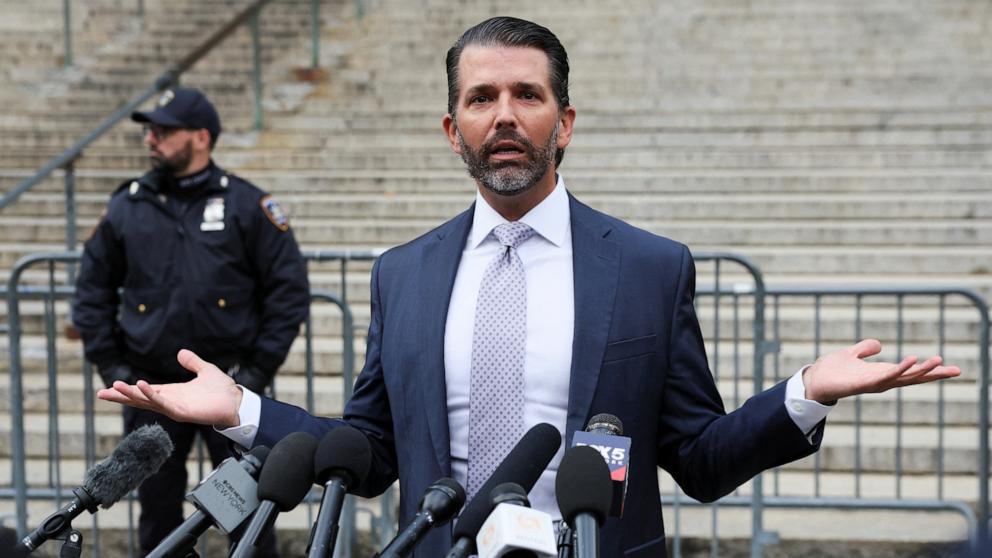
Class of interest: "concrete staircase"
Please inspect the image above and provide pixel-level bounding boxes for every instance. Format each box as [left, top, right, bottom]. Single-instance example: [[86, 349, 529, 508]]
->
[[1, 0, 990, 554]]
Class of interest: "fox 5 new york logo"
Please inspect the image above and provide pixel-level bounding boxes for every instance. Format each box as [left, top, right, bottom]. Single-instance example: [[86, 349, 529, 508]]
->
[[575, 442, 627, 467]]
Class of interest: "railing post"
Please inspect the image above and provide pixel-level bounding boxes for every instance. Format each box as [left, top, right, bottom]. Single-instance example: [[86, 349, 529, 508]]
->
[[251, 10, 264, 131], [338, 295, 356, 558], [311, 0, 320, 68], [64, 161, 78, 284], [62, 0, 73, 67], [8, 264, 28, 536], [750, 265, 768, 558], [978, 304, 990, 544]]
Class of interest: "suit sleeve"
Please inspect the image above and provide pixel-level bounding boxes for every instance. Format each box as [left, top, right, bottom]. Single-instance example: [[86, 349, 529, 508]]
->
[[656, 246, 821, 502], [72, 199, 126, 369], [244, 195, 310, 376], [255, 256, 398, 498]]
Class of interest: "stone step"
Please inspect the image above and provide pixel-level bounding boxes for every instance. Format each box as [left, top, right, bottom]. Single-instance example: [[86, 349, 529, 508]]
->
[[291, 128, 992, 150], [6, 168, 992, 197], [200, 146, 992, 171], [1, 333, 360, 378], [266, 108, 992, 130], [3, 292, 986, 351], [5, 104, 989, 130], [10, 126, 992, 151], [5, 187, 990, 221], [8, 147, 992, 173], [2, 249, 992, 302], [7, 215, 991, 249]]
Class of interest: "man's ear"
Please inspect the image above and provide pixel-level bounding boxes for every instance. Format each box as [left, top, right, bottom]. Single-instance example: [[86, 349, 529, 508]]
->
[[442, 113, 462, 155], [193, 128, 212, 152], [556, 105, 577, 150]]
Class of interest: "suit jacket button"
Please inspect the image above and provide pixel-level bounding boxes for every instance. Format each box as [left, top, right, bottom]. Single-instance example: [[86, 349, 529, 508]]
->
[[138, 304, 146, 313], [217, 298, 226, 308]]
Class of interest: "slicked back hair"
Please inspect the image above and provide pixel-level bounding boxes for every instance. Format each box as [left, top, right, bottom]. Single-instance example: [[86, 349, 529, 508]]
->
[[446, 16, 571, 167]]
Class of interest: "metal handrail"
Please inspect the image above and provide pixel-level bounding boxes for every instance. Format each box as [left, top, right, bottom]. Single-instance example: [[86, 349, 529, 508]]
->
[[0, 0, 276, 212]]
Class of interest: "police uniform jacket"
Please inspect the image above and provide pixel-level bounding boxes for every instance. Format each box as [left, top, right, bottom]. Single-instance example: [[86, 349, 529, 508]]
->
[[73, 162, 310, 382]]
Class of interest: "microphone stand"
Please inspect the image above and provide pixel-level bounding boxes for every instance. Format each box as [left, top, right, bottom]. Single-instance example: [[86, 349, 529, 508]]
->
[[58, 530, 83, 558], [557, 524, 575, 558]]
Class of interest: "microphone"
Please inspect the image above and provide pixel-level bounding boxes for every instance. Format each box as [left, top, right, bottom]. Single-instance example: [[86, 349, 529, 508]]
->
[[571, 414, 630, 517], [230, 432, 318, 558], [146, 446, 270, 558], [376, 477, 465, 558], [19, 424, 173, 553], [305, 426, 373, 558], [476, 483, 556, 558], [555, 446, 613, 558], [445, 423, 563, 558]]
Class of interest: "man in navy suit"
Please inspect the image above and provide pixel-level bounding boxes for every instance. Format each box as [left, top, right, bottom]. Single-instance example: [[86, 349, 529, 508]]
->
[[99, 17, 960, 557]]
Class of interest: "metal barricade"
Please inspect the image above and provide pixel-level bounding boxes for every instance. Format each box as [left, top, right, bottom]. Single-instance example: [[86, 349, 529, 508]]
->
[[4, 250, 989, 556], [663, 253, 989, 557], [2, 250, 389, 557]]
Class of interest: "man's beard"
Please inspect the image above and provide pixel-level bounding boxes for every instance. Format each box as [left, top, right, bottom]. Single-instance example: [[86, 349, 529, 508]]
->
[[150, 139, 193, 175], [457, 123, 558, 197]]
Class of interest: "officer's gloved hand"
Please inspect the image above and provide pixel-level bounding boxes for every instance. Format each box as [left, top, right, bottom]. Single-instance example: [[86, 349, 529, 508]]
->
[[97, 363, 136, 389], [233, 363, 272, 394]]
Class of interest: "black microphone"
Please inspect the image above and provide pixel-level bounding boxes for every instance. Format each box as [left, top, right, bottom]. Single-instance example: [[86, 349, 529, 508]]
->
[[571, 414, 630, 517], [147, 446, 270, 558], [19, 424, 173, 553], [446, 423, 563, 558], [230, 432, 318, 558], [585, 414, 622, 436], [305, 426, 372, 558], [376, 477, 465, 558], [556, 446, 613, 558]]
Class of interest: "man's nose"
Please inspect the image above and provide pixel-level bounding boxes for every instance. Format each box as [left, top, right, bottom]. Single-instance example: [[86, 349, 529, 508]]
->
[[493, 96, 518, 130]]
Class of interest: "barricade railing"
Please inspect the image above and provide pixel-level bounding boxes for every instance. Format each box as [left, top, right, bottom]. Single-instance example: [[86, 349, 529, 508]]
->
[[3, 250, 384, 557], [665, 252, 775, 558], [664, 257, 989, 557], [4, 250, 989, 556]]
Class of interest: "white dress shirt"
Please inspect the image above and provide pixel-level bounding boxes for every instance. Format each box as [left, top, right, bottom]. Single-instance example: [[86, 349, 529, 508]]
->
[[444, 175, 575, 518], [221, 174, 833, 517]]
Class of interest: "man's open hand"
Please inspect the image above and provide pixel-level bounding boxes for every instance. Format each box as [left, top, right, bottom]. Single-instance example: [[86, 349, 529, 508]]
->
[[802, 339, 961, 405], [97, 349, 244, 428]]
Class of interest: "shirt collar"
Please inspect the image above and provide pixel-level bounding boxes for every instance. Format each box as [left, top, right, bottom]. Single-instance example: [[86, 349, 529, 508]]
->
[[469, 174, 570, 249]]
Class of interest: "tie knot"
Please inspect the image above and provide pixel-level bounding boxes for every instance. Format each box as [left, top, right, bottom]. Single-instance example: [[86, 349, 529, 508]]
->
[[492, 222, 535, 249]]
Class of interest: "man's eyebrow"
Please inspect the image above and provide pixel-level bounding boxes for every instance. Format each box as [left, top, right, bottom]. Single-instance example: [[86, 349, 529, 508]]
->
[[463, 83, 496, 98], [462, 81, 549, 99], [512, 81, 548, 93]]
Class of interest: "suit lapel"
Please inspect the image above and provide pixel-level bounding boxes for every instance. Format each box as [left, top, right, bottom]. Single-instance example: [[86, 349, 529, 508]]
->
[[566, 195, 620, 443], [419, 206, 474, 474]]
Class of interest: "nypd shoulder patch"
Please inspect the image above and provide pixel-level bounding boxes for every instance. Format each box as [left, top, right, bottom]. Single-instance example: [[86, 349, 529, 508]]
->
[[260, 195, 290, 232]]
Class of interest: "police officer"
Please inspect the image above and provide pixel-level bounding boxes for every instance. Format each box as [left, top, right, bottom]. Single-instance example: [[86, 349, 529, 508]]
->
[[73, 87, 309, 556]]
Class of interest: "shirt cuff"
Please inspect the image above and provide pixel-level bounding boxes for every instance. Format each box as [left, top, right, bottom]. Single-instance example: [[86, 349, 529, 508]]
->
[[215, 387, 261, 448], [785, 366, 834, 443]]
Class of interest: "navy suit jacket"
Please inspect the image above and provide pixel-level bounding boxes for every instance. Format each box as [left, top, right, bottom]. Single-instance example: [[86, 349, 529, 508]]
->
[[256, 193, 821, 557]]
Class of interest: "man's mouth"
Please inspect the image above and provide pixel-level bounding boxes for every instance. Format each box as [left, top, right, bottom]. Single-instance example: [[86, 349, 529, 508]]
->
[[487, 141, 526, 160]]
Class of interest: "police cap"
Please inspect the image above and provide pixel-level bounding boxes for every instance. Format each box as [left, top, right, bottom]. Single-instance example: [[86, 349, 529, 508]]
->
[[132, 87, 222, 144]]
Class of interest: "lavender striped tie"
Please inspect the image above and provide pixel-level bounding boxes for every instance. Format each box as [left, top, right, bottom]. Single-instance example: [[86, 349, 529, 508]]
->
[[467, 221, 536, 498]]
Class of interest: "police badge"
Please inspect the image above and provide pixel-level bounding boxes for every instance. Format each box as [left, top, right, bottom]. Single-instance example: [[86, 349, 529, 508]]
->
[[200, 197, 225, 231], [158, 89, 176, 107]]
